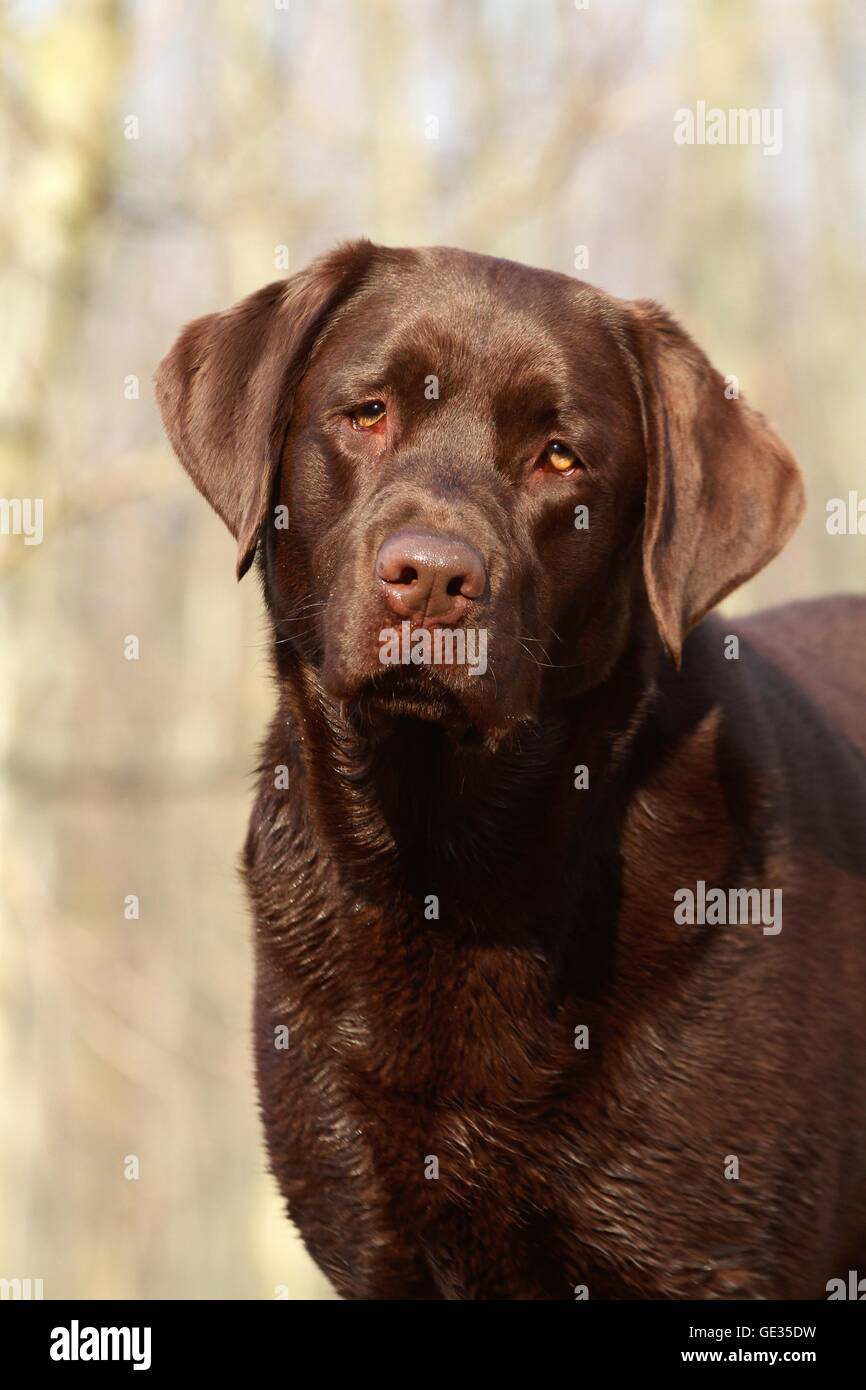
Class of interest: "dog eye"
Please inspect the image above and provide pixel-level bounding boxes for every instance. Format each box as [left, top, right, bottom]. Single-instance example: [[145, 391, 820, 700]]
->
[[349, 401, 386, 430], [542, 441, 578, 474]]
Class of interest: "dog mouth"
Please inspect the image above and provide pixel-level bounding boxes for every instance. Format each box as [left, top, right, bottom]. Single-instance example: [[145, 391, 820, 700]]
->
[[348, 666, 471, 730], [320, 604, 526, 741]]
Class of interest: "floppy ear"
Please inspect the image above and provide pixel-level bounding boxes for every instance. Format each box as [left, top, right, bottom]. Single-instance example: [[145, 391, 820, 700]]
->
[[155, 239, 377, 579], [629, 300, 804, 666]]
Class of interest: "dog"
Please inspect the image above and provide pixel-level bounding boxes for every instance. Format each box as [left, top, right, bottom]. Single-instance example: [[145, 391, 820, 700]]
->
[[156, 241, 866, 1299]]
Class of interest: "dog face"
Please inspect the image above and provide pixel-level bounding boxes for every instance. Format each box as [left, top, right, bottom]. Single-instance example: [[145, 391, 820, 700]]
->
[[156, 241, 803, 738], [273, 246, 649, 733]]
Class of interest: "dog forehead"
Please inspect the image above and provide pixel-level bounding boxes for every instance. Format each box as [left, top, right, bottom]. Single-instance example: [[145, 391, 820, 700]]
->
[[308, 249, 627, 403]]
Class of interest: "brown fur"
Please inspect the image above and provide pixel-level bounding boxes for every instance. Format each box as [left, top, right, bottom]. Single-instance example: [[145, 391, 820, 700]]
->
[[157, 242, 866, 1299]]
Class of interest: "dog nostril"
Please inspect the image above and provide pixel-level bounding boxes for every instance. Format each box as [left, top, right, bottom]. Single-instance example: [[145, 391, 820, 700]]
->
[[375, 528, 487, 622]]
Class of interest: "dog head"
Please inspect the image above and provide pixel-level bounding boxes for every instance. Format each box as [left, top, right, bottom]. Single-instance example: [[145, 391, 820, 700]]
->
[[156, 241, 803, 738]]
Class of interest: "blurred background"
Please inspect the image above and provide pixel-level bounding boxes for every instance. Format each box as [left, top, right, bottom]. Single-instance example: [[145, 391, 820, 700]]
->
[[1, 0, 864, 1300]]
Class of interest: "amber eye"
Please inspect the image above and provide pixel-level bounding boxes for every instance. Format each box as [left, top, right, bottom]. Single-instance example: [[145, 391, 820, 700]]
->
[[350, 400, 386, 430], [542, 441, 578, 474]]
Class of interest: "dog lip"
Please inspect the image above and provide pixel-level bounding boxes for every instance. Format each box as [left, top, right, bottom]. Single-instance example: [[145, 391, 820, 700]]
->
[[362, 669, 457, 702], [348, 667, 471, 725]]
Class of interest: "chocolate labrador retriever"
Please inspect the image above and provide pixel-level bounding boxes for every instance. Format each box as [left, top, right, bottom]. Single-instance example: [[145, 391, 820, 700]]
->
[[156, 241, 866, 1300]]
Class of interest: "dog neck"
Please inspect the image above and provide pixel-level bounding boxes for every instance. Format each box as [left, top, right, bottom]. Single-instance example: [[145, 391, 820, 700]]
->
[[263, 631, 668, 997]]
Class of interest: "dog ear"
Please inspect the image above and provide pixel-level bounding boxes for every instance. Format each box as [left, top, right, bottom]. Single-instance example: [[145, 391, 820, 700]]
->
[[155, 240, 378, 579], [629, 300, 804, 666]]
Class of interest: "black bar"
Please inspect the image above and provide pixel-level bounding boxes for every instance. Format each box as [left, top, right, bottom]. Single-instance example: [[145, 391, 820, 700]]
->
[[3, 1297, 861, 1374]]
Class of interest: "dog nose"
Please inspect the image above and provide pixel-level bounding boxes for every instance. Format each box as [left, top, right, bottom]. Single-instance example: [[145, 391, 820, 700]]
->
[[375, 529, 487, 625]]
